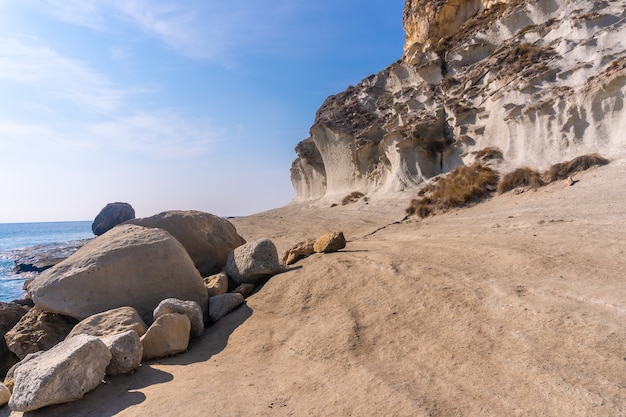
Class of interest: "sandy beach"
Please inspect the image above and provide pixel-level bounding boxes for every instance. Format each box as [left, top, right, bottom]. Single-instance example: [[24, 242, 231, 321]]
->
[[3, 157, 625, 416]]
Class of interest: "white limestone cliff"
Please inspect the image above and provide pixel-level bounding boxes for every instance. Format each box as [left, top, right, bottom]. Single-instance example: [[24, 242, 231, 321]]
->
[[290, 0, 626, 202]]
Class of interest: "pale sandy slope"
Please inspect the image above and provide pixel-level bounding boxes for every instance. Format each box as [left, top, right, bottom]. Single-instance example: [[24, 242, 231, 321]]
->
[[4, 158, 625, 417]]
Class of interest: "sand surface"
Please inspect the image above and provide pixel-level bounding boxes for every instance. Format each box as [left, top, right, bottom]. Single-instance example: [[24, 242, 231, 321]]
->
[[3, 158, 625, 416]]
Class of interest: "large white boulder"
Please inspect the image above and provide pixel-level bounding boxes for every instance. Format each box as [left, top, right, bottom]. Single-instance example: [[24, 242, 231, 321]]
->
[[9, 334, 111, 412], [126, 210, 246, 276], [28, 224, 208, 322]]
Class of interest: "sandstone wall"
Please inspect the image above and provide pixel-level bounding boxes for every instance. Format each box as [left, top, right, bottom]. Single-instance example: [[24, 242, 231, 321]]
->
[[291, 0, 626, 202], [403, 0, 510, 51]]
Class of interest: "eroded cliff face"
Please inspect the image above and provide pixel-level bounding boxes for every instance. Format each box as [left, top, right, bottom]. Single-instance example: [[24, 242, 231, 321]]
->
[[291, 0, 626, 202]]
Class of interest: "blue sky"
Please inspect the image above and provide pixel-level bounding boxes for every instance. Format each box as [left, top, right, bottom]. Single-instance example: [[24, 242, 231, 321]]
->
[[0, 0, 405, 222]]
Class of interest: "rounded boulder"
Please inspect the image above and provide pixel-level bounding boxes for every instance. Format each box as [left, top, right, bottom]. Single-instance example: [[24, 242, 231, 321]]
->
[[28, 224, 208, 322], [125, 210, 246, 276], [225, 238, 281, 285], [92, 202, 135, 236]]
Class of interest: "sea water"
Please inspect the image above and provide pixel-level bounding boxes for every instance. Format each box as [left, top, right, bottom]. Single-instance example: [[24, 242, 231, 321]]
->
[[0, 221, 93, 302]]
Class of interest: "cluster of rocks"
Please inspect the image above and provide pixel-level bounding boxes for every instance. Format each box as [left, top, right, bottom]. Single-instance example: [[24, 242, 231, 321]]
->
[[282, 231, 347, 265], [0, 208, 284, 412]]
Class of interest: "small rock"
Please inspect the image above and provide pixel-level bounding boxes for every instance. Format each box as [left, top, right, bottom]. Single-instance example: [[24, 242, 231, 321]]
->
[[209, 293, 244, 322], [313, 231, 346, 253], [101, 330, 143, 376], [0, 382, 10, 406], [225, 239, 281, 285], [92, 202, 135, 236], [203, 272, 229, 298], [66, 306, 148, 339], [282, 238, 316, 265], [153, 299, 204, 338], [140, 313, 190, 360], [233, 283, 255, 298], [9, 334, 111, 412]]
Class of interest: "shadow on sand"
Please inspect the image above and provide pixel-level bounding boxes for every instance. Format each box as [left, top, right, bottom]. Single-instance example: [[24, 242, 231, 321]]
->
[[1, 305, 253, 417]]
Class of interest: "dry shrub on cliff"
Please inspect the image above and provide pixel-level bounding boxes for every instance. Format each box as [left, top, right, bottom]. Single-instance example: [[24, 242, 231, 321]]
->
[[543, 153, 609, 182], [406, 163, 498, 217], [498, 167, 544, 194], [475, 147, 504, 163], [416, 178, 440, 197]]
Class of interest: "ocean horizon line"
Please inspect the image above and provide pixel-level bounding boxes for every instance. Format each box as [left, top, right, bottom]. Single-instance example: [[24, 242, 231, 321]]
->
[[0, 220, 92, 226]]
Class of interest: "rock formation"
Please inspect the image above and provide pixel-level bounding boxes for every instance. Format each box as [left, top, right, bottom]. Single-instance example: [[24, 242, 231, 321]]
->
[[290, 0, 626, 202]]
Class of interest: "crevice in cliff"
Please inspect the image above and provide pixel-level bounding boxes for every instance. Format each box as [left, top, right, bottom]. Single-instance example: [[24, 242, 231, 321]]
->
[[437, 48, 456, 173]]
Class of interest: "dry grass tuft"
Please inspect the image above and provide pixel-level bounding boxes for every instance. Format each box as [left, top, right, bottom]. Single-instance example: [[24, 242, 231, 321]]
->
[[342, 191, 365, 206], [407, 153, 609, 217], [498, 167, 544, 194], [406, 163, 499, 217], [475, 147, 504, 162], [543, 153, 609, 182]]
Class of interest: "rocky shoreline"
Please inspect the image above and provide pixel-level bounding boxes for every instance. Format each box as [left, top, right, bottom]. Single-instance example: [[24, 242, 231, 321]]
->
[[0, 208, 346, 412], [11, 240, 91, 274]]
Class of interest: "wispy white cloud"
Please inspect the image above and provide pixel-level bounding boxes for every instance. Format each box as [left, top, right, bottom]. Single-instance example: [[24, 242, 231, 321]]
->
[[0, 31, 221, 160], [25, 0, 105, 30], [0, 111, 220, 161], [89, 111, 220, 159], [0, 120, 55, 140], [0, 37, 127, 113], [28, 0, 303, 63]]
